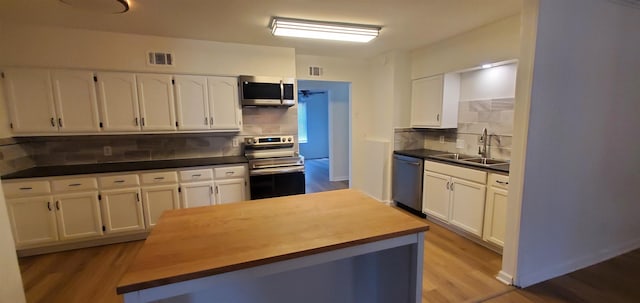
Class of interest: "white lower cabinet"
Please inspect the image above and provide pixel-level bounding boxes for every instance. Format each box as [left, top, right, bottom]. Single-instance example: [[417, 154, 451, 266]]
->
[[181, 181, 215, 208], [142, 184, 180, 228], [215, 178, 246, 204], [100, 188, 145, 233], [483, 174, 509, 247], [6, 196, 58, 247], [53, 191, 103, 240], [422, 161, 487, 237]]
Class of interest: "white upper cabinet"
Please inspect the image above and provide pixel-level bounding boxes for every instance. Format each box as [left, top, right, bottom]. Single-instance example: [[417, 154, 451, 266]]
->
[[208, 76, 241, 131], [51, 70, 101, 133], [136, 73, 177, 131], [96, 72, 141, 132], [174, 75, 210, 131], [411, 73, 460, 129], [3, 68, 58, 133]]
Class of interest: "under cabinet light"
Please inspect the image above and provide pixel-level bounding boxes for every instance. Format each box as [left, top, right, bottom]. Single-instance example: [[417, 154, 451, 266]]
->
[[270, 17, 381, 43]]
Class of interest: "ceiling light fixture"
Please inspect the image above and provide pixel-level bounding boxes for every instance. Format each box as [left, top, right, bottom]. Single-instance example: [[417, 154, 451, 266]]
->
[[482, 64, 493, 69], [270, 17, 381, 43], [60, 0, 130, 14]]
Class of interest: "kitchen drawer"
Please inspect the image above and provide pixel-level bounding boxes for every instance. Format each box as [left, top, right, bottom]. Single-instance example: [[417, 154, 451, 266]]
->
[[179, 168, 213, 182], [424, 160, 487, 184], [51, 177, 98, 192], [3, 180, 51, 197], [214, 165, 246, 179], [141, 171, 178, 185], [488, 173, 509, 190], [99, 174, 140, 189]]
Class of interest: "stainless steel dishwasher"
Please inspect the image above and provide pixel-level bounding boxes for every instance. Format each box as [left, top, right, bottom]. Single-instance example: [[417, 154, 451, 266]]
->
[[392, 154, 426, 217]]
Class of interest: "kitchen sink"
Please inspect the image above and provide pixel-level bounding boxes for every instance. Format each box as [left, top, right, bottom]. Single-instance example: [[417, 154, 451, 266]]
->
[[431, 153, 478, 161], [430, 153, 509, 168]]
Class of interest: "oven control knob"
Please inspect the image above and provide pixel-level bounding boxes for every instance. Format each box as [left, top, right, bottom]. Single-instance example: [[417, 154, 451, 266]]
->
[[288, 138, 292, 142], [252, 139, 257, 144]]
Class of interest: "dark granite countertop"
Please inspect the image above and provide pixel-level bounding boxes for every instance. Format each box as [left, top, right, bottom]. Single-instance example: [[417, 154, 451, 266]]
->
[[394, 149, 510, 174], [1, 156, 248, 180]]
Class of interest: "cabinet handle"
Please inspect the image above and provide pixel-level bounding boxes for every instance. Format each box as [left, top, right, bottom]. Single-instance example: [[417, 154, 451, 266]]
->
[[225, 171, 234, 176], [55, 201, 60, 210], [114, 180, 125, 183], [19, 187, 33, 190], [192, 174, 201, 177], [210, 117, 213, 125], [68, 183, 82, 187], [141, 117, 145, 126], [446, 181, 450, 190], [205, 117, 208, 125], [135, 117, 139, 126], [496, 180, 509, 185], [58, 118, 63, 127], [210, 186, 213, 194], [136, 193, 140, 202], [215, 186, 219, 194], [50, 117, 56, 127], [436, 114, 440, 122], [153, 177, 165, 180], [450, 183, 454, 190], [47, 201, 52, 211]]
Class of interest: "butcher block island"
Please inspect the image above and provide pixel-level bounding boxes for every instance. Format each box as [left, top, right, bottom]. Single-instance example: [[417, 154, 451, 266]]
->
[[117, 189, 429, 303]]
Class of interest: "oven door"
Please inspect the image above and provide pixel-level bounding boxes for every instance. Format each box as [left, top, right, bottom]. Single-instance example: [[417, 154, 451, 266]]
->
[[250, 171, 305, 200]]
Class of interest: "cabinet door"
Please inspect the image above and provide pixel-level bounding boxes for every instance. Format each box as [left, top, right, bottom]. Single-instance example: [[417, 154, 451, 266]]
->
[[180, 181, 215, 208], [3, 68, 58, 133], [142, 184, 180, 228], [100, 188, 145, 233], [54, 192, 103, 240], [208, 76, 241, 130], [450, 178, 486, 237], [422, 171, 450, 221], [136, 74, 177, 131], [96, 72, 141, 132], [215, 178, 246, 204], [483, 186, 508, 247], [51, 70, 101, 132], [411, 75, 443, 127], [174, 75, 210, 131], [6, 196, 58, 247]]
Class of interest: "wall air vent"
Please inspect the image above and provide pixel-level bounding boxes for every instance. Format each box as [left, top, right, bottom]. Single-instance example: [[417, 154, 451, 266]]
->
[[148, 51, 175, 66], [309, 66, 323, 77]]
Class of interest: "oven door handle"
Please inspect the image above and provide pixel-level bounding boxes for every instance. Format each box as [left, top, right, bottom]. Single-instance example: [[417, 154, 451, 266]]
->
[[250, 166, 305, 176], [252, 163, 302, 169]]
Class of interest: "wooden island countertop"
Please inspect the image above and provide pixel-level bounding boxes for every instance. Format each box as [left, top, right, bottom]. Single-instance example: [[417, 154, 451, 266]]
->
[[117, 189, 429, 295]]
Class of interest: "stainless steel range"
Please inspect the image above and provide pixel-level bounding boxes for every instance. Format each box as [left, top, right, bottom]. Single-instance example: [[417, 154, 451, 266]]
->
[[244, 135, 305, 199]]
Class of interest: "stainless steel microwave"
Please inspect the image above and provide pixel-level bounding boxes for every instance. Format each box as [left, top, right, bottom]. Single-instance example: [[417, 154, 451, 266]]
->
[[239, 76, 295, 107]]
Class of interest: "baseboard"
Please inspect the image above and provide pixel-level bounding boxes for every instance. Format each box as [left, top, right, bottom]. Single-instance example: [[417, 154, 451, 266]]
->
[[516, 237, 640, 287], [496, 270, 513, 285], [330, 176, 349, 182], [17, 232, 148, 257]]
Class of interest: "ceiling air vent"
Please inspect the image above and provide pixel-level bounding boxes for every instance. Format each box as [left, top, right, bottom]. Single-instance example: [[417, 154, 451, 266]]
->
[[607, 0, 640, 8], [148, 51, 174, 66], [309, 66, 323, 77]]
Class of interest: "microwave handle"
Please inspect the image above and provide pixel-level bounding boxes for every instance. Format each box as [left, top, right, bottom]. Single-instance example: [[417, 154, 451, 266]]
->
[[280, 80, 284, 104]]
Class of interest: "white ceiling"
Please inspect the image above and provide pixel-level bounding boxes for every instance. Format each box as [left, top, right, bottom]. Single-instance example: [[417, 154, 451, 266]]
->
[[0, 0, 523, 58]]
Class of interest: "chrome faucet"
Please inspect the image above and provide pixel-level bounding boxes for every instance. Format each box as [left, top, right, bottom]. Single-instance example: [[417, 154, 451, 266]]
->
[[478, 128, 488, 158]]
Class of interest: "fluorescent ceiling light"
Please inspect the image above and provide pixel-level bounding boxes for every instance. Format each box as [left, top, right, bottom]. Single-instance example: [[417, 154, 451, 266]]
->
[[482, 64, 493, 69], [270, 17, 380, 43]]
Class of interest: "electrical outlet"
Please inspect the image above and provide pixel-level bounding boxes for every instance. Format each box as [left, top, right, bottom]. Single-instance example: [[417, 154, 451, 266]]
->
[[439, 136, 445, 143], [232, 138, 239, 147], [103, 146, 112, 156]]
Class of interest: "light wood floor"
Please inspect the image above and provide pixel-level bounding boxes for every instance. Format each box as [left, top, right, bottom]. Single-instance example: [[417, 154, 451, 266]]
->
[[18, 216, 640, 303], [304, 158, 349, 193]]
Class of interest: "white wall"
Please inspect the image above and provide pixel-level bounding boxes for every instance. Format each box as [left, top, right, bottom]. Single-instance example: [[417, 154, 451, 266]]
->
[[513, 0, 640, 287], [0, 184, 26, 303], [297, 80, 350, 181], [411, 14, 522, 79], [459, 63, 518, 101]]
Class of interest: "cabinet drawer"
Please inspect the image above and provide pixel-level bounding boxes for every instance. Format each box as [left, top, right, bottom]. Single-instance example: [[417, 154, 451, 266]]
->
[[488, 173, 509, 190], [99, 174, 140, 189], [3, 181, 51, 197], [141, 171, 178, 185], [51, 177, 98, 192], [214, 166, 246, 179], [424, 160, 487, 184], [179, 168, 213, 182]]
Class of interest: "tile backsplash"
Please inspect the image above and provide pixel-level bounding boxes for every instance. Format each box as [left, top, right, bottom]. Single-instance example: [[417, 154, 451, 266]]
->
[[0, 138, 36, 175]]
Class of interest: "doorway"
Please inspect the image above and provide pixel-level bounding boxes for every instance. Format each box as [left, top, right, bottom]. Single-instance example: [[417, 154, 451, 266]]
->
[[297, 80, 350, 193]]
